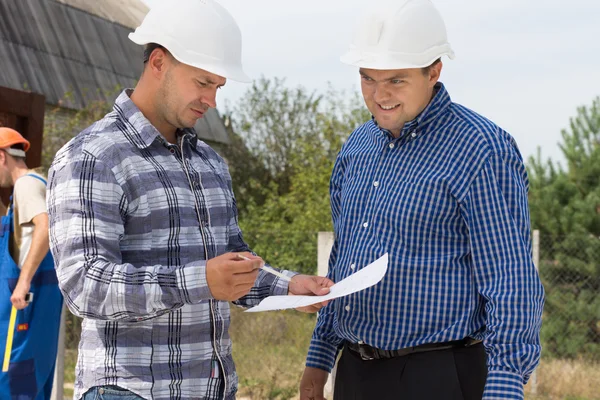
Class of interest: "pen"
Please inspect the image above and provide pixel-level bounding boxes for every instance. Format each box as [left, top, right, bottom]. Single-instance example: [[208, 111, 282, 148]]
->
[[236, 254, 291, 282]]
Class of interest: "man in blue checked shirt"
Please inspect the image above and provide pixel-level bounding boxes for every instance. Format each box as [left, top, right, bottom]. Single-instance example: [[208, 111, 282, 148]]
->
[[300, 1, 544, 399], [46, 1, 332, 400]]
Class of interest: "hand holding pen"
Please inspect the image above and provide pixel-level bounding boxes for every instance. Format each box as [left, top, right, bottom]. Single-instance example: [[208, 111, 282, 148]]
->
[[235, 254, 291, 282]]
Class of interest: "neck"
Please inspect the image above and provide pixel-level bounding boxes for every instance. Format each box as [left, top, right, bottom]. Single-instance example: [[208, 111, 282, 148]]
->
[[391, 86, 437, 138], [130, 80, 178, 144], [10, 164, 30, 186]]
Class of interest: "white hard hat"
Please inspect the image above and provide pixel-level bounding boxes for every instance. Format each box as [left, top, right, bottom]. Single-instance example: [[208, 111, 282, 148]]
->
[[341, 0, 455, 70], [129, 0, 251, 82]]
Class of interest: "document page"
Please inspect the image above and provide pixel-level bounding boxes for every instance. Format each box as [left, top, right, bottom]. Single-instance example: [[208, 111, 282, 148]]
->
[[246, 253, 388, 312]]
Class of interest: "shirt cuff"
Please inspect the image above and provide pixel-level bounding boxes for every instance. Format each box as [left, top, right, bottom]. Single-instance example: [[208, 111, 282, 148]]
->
[[270, 269, 298, 296], [306, 337, 340, 372], [176, 261, 213, 302], [483, 368, 525, 400]]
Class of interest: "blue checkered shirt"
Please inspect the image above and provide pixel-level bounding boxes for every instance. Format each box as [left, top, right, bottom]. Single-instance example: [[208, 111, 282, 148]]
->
[[306, 83, 544, 399], [47, 90, 294, 400]]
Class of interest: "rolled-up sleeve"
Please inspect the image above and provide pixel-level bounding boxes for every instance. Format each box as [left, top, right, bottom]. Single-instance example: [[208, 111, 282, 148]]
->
[[47, 152, 214, 321]]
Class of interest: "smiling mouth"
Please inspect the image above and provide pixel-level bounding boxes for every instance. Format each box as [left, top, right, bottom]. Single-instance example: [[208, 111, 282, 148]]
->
[[379, 104, 400, 111]]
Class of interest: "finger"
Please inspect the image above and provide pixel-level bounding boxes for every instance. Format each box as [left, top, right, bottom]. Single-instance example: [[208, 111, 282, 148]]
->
[[231, 259, 262, 273], [10, 296, 21, 307], [234, 252, 264, 265], [12, 298, 25, 310], [304, 277, 331, 296], [299, 383, 313, 400], [238, 251, 261, 260], [225, 252, 261, 262], [298, 305, 321, 313], [314, 385, 325, 400], [309, 301, 330, 311], [233, 270, 260, 287], [320, 277, 335, 288]]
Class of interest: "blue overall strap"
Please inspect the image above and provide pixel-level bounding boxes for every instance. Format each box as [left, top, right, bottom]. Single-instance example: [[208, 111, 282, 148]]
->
[[24, 174, 47, 186], [0, 172, 62, 400], [5, 174, 47, 213]]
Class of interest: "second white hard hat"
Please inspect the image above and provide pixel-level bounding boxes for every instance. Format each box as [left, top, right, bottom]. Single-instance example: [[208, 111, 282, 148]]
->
[[129, 0, 251, 82], [341, 0, 455, 70]]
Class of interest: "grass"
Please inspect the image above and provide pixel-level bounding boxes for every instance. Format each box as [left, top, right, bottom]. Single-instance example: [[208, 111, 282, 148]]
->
[[62, 309, 600, 400], [525, 358, 600, 400], [64, 348, 77, 398], [61, 308, 316, 400], [230, 307, 316, 400]]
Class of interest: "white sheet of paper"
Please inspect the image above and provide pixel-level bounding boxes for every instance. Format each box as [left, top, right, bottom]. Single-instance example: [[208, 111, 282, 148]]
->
[[245, 253, 389, 313]]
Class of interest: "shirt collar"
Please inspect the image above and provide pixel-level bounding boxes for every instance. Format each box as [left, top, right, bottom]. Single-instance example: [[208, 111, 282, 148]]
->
[[370, 82, 452, 138], [113, 89, 198, 150]]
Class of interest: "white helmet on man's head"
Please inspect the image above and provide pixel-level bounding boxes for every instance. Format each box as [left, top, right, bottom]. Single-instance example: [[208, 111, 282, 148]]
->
[[129, 0, 251, 82], [341, 0, 454, 70]]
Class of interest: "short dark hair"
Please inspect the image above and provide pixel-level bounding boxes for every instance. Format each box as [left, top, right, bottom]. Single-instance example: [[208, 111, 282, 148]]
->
[[422, 58, 441, 75], [143, 43, 165, 64]]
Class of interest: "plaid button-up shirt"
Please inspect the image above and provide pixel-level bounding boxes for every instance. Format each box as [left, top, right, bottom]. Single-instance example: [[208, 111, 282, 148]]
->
[[47, 90, 293, 400]]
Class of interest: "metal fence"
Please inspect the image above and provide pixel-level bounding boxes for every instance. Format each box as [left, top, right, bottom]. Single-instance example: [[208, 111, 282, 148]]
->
[[53, 230, 600, 400]]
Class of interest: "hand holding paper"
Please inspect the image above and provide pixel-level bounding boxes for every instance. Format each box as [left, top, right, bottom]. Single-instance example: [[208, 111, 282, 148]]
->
[[246, 253, 389, 312], [287, 274, 334, 313]]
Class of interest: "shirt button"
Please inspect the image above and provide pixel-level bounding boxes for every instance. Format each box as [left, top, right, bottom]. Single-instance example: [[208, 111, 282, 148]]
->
[[389, 143, 395, 149], [350, 263, 356, 270], [363, 222, 369, 228], [358, 340, 364, 344], [373, 181, 379, 187], [411, 132, 417, 138], [99, 388, 105, 394], [169, 148, 175, 154], [345, 305, 351, 312]]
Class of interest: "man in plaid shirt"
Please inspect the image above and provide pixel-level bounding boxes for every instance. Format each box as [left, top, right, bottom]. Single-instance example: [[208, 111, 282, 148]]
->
[[47, 1, 332, 399]]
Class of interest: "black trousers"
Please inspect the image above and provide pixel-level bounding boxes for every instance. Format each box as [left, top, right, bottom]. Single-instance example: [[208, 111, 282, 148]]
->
[[334, 342, 487, 400]]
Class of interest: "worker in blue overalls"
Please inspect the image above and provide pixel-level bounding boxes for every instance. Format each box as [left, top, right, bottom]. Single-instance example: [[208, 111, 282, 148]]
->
[[0, 127, 62, 400]]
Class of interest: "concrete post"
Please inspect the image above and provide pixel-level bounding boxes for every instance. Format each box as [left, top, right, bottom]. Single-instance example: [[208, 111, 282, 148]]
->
[[50, 303, 66, 400], [317, 232, 335, 398]]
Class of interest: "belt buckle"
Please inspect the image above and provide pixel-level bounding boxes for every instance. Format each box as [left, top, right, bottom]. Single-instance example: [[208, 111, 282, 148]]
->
[[357, 344, 376, 361]]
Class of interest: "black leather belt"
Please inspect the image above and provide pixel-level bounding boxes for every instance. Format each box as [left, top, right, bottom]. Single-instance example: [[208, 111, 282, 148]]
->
[[346, 338, 482, 361]]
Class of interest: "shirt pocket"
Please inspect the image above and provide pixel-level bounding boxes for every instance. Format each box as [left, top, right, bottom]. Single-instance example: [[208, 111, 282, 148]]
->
[[379, 177, 457, 254]]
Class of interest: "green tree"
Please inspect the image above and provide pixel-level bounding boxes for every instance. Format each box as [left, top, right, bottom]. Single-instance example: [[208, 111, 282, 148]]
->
[[42, 92, 116, 172], [222, 78, 370, 274], [528, 97, 600, 361]]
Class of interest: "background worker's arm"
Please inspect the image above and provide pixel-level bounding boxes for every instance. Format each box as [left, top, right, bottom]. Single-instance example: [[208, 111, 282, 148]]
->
[[10, 212, 49, 310]]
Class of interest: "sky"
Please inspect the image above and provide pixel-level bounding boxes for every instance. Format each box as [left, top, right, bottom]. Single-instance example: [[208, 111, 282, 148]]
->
[[142, 0, 600, 166]]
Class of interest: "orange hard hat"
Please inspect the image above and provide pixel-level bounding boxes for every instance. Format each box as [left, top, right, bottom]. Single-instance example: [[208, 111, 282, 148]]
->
[[0, 127, 30, 152]]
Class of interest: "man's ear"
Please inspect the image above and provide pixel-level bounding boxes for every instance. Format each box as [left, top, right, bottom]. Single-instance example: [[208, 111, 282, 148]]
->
[[429, 61, 443, 86], [147, 47, 169, 78]]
